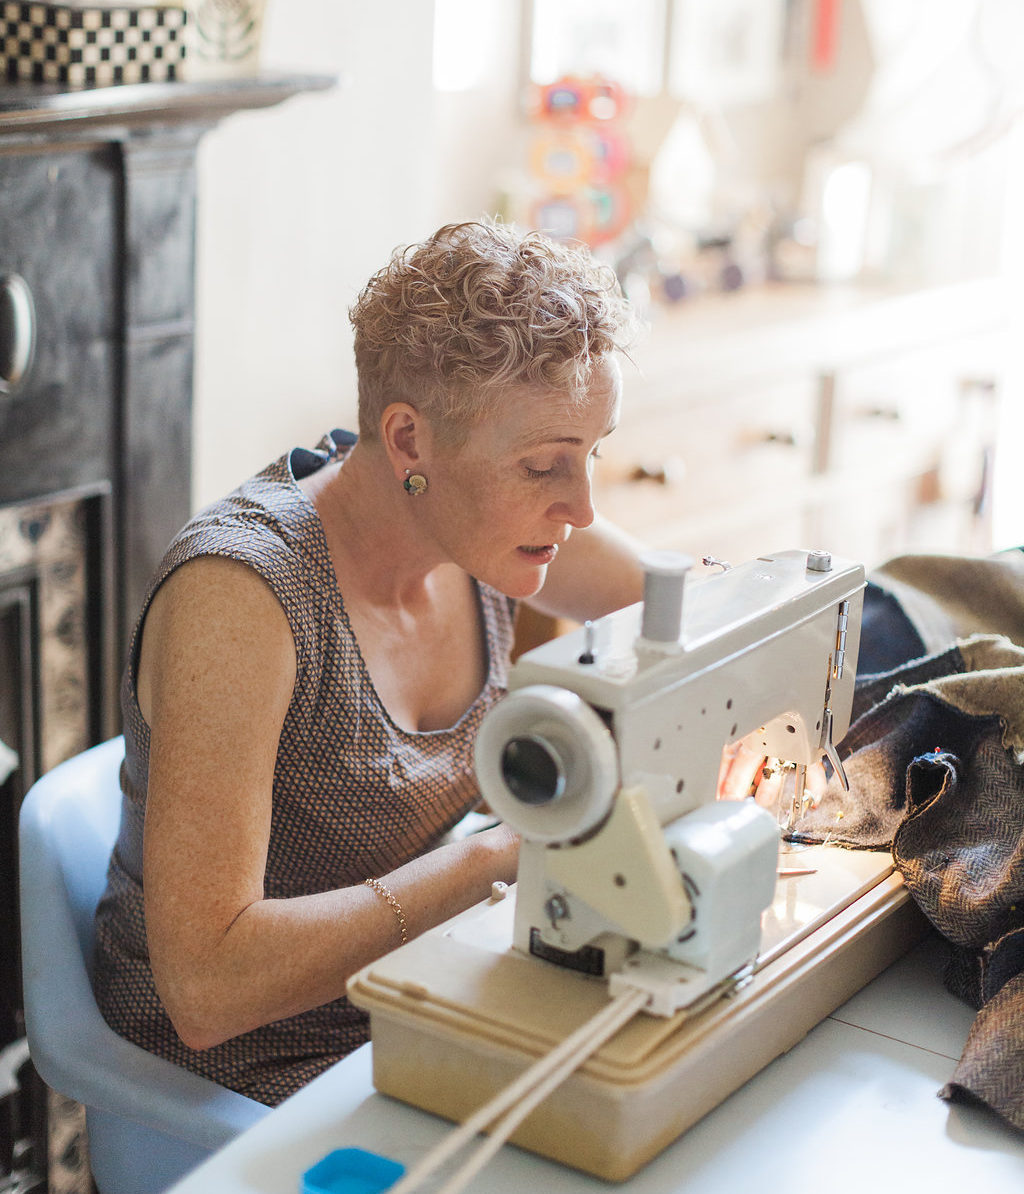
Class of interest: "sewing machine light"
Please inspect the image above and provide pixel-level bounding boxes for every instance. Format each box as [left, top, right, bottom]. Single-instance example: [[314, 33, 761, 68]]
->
[[474, 684, 619, 844]]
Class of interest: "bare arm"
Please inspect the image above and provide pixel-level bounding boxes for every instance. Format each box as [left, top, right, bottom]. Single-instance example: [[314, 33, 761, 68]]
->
[[527, 513, 646, 622], [140, 556, 517, 1052]]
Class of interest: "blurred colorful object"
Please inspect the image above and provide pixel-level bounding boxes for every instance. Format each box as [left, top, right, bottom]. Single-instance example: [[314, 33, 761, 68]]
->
[[811, 0, 840, 73], [527, 74, 632, 246]]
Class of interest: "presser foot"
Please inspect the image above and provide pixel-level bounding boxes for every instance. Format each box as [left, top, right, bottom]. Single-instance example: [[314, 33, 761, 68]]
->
[[608, 952, 757, 1018], [776, 762, 817, 853]]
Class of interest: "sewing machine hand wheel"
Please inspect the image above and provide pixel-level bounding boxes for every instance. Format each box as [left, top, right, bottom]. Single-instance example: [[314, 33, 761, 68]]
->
[[474, 684, 619, 844]]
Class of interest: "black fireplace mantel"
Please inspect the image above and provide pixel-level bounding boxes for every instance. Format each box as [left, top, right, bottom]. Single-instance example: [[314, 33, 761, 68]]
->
[[0, 71, 335, 724], [0, 72, 335, 138]]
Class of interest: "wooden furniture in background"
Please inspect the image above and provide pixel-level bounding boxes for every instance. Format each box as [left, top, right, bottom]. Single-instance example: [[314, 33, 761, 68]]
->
[[597, 278, 1006, 569], [515, 277, 1008, 653]]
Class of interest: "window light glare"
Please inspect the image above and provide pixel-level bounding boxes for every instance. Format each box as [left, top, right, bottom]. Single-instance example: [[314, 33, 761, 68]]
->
[[434, 0, 490, 92]]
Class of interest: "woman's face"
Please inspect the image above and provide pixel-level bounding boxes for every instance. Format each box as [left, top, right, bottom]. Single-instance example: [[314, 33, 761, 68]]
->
[[423, 357, 622, 598]]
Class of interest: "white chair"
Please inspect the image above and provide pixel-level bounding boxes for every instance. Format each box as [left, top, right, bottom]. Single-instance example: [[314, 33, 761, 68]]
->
[[18, 737, 269, 1194]]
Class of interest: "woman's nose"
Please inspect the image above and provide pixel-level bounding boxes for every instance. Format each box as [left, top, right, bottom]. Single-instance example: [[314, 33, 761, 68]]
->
[[549, 473, 595, 530]]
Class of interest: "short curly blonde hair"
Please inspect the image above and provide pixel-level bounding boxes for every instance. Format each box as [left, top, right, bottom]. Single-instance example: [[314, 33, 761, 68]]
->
[[349, 220, 634, 444]]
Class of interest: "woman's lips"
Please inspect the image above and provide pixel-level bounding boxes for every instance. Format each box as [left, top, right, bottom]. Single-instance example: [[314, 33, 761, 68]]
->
[[517, 543, 558, 565]]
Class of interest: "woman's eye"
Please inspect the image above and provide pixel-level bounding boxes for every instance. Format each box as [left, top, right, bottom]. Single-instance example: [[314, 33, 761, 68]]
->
[[524, 450, 601, 479]]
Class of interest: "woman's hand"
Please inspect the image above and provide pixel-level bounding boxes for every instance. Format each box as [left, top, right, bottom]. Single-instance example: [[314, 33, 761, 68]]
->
[[717, 732, 827, 812]]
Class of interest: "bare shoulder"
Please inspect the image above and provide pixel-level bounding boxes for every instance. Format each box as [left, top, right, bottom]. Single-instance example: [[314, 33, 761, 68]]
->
[[147, 554, 291, 634], [138, 555, 297, 729]]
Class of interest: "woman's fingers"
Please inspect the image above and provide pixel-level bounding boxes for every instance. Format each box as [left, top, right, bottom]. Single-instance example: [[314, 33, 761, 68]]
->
[[751, 762, 784, 810], [717, 733, 830, 814], [804, 761, 828, 807], [716, 736, 765, 802]]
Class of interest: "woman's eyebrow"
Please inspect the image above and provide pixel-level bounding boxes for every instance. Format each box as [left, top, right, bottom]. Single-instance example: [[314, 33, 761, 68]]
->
[[520, 433, 585, 449], [522, 423, 618, 449]]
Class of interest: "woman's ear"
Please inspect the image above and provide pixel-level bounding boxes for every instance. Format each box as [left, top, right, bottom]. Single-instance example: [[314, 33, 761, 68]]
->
[[380, 403, 428, 483]]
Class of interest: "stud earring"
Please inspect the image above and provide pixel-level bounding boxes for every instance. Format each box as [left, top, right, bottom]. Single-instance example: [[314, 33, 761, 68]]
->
[[403, 470, 428, 496]]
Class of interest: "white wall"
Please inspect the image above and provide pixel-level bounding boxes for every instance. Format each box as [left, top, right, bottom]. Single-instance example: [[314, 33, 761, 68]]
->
[[192, 0, 525, 508], [192, 0, 442, 506], [430, 1, 524, 228], [991, 116, 1024, 551]]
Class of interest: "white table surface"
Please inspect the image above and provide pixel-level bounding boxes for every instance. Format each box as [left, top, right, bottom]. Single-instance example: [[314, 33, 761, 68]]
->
[[168, 934, 1024, 1194]]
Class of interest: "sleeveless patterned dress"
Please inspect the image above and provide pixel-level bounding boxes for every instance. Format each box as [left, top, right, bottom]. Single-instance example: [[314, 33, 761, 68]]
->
[[92, 431, 516, 1106]]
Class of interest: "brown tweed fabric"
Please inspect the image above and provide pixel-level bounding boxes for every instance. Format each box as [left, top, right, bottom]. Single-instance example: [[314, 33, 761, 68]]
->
[[92, 432, 516, 1106], [791, 550, 1024, 1135], [941, 970, 1024, 1130]]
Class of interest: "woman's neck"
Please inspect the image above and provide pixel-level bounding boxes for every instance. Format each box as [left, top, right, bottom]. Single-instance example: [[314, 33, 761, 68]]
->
[[300, 441, 449, 611]]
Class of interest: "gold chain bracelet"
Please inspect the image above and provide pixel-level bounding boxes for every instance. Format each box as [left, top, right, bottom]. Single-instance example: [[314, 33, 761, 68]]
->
[[363, 877, 409, 944]]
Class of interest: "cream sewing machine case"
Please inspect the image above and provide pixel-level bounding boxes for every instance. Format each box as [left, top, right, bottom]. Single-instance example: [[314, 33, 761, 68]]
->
[[348, 846, 925, 1182], [349, 549, 927, 1180]]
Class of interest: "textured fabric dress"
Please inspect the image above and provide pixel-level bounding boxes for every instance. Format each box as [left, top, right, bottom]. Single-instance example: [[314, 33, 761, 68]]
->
[[92, 431, 517, 1106]]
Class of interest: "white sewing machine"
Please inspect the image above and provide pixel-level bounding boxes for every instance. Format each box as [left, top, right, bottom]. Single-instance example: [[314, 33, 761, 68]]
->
[[475, 547, 860, 1015], [348, 549, 927, 1181]]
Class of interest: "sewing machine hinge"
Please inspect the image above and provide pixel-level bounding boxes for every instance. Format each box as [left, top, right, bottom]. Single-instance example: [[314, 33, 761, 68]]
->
[[833, 599, 850, 679], [817, 599, 853, 794]]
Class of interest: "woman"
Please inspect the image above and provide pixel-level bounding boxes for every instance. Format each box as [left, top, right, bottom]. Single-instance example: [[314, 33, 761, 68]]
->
[[93, 220, 652, 1106]]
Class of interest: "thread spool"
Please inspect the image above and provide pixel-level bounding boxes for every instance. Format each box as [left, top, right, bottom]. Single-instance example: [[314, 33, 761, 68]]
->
[[640, 551, 693, 644]]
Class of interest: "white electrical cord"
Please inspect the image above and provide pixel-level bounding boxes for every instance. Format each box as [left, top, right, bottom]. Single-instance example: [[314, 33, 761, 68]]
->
[[387, 985, 649, 1194]]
